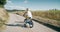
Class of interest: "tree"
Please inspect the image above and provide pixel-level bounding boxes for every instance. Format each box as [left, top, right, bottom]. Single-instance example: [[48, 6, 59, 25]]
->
[[0, 0, 6, 7]]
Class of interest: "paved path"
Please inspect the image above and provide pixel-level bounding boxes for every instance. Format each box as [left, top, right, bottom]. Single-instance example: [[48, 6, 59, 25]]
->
[[3, 13, 57, 32]]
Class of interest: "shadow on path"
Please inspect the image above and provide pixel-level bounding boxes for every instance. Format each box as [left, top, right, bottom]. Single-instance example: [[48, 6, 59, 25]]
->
[[6, 24, 23, 26], [33, 19, 60, 32], [5, 23, 25, 28]]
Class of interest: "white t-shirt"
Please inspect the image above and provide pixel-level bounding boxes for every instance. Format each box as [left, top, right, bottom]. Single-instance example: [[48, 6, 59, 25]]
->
[[27, 11, 32, 18]]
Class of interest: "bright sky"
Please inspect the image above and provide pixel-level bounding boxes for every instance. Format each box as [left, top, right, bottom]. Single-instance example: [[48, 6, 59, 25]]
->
[[4, 0, 60, 10]]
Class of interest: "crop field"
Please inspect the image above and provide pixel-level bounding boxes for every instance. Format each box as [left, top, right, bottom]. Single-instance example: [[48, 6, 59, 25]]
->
[[32, 10, 60, 21], [32, 9, 60, 27]]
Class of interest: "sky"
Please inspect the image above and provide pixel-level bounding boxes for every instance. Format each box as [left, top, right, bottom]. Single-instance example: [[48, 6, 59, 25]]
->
[[4, 0, 60, 10]]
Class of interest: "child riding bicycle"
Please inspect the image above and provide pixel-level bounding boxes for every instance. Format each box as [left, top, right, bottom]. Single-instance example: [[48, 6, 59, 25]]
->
[[23, 8, 33, 28]]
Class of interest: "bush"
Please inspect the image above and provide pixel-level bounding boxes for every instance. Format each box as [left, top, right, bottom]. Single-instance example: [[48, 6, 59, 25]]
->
[[0, 0, 6, 5]]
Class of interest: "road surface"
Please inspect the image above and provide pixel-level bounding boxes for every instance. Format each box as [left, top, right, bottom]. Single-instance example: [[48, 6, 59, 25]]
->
[[2, 13, 57, 32]]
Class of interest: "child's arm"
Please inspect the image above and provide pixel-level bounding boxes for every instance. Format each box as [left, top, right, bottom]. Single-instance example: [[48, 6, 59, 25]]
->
[[23, 12, 27, 17]]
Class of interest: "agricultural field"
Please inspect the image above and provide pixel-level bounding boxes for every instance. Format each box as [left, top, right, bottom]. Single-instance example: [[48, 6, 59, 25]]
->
[[32, 9, 60, 27], [32, 9, 60, 21]]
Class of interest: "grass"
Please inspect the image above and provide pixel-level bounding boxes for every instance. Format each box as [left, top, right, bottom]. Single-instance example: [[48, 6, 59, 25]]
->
[[32, 9, 60, 27], [0, 8, 9, 30], [32, 10, 60, 21]]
